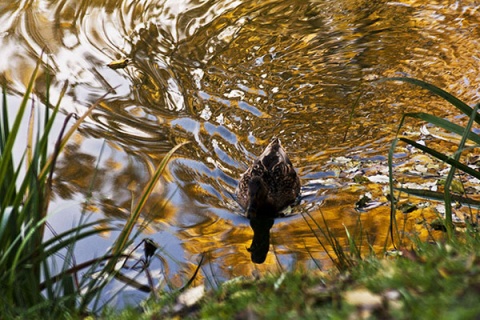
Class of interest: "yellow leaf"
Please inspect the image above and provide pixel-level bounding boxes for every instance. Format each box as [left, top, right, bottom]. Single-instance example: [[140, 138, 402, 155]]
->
[[344, 288, 382, 307], [107, 58, 130, 69]]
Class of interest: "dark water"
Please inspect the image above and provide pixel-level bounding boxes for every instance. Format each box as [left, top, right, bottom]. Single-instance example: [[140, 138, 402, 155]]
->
[[2, 0, 480, 306]]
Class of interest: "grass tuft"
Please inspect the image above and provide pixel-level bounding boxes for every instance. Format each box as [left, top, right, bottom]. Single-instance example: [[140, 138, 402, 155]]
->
[[0, 62, 186, 318]]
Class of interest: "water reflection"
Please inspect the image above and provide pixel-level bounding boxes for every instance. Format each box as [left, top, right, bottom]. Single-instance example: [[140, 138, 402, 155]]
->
[[248, 218, 274, 264], [2, 0, 480, 300], [235, 136, 301, 263]]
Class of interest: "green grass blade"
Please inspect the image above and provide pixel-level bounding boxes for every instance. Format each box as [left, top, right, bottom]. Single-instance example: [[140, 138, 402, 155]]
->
[[0, 62, 40, 189], [395, 188, 480, 208], [387, 137, 399, 248], [40, 228, 115, 267], [38, 89, 112, 179], [112, 142, 189, 255], [343, 91, 362, 143], [442, 103, 480, 237], [399, 137, 480, 179], [0, 88, 18, 205], [300, 211, 338, 269], [343, 225, 361, 260], [38, 81, 67, 173], [1, 86, 8, 149], [384, 77, 480, 124], [404, 112, 480, 145]]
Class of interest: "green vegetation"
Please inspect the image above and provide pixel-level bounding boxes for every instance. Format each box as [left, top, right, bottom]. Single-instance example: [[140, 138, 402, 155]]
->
[[386, 77, 480, 240], [2, 66, 480, 319], [132, 233, 480, 319], [0, 61, 106, 318], [0, 62, 185, 318], [122, 78, 480, 319]]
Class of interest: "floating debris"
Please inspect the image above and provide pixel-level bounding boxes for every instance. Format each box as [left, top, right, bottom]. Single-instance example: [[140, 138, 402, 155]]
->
[[437, 178, 465, 194], [397, 202, 417, 213], [353, 174, 370, 184], [430, 219, 447, 231], [356, 194, 372, 210], [368, 174, 390, 184], [107, 58, 130, 69], [354, 193, 383, 211]]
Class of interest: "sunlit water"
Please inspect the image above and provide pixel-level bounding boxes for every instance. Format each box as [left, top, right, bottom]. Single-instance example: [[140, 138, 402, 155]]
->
[[2, 0, 480, 307]]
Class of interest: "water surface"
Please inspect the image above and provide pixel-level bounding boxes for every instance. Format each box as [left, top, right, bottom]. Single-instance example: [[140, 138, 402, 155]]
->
[[1, 0, 480, 305]]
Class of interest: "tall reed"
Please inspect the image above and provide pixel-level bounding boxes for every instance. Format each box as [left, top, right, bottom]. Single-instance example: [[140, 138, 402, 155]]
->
[[0, 61, 185, 317], [385, 77, 480, 240]]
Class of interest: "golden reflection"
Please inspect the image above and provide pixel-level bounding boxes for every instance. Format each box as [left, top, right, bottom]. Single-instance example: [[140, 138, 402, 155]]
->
[[3, 0, 480, 292]]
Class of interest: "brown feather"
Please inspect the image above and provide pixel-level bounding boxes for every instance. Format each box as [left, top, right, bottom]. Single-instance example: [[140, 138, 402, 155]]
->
[[236, 137, 300, 218]]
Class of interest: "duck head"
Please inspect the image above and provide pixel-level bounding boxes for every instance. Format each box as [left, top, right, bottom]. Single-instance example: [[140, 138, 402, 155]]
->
[[246, 176, 276, 219]]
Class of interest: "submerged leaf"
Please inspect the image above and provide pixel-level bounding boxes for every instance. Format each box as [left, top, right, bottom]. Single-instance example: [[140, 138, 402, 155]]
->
[[398, 202, 417, 213], [437, 179, 465, 194], [430, 219, 447, 232], [353, 174, 370, 184], [400, 138, 480, 179]]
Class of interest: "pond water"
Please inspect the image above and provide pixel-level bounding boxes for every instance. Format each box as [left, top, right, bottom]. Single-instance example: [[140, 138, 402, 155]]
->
[[2, 0, 480, 307]]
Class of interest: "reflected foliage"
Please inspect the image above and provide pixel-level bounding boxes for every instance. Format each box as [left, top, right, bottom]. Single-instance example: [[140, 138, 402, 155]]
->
[[1, 0, 480, 284]]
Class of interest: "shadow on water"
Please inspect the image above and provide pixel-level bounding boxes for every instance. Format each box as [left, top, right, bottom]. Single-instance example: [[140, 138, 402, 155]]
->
[[2, 0, 480, 305]]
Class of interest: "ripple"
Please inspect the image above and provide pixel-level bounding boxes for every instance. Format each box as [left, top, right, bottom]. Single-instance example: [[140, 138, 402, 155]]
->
[[3, 0, 480, 301]]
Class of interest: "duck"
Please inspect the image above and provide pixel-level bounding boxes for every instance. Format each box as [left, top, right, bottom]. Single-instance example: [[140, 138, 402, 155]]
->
[[236, 137, 301, 219]]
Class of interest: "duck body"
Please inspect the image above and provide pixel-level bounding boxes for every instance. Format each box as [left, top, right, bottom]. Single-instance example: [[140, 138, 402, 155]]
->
[[236, 137, 301, 219]]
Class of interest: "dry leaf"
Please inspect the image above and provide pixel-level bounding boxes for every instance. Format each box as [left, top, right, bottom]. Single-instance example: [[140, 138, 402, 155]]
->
[[177, 285, 205, 307]]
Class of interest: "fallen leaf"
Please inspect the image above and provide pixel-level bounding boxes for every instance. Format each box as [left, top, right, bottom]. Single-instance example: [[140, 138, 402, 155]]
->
[[356, 193, 372, 209], [437, 178, 465, 193], [107, 58, 130, 69], [354, 174, 371, 184], [368, 174, 390, 184], [398, 202, 417, 213], [344, 288, 382, 308], [178, 285, 205, 307]]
